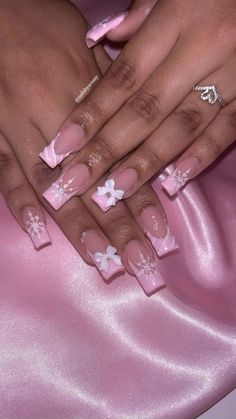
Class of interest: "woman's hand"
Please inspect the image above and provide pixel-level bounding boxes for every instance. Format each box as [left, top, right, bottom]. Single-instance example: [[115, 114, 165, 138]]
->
[[41, 0, 236, 212], [0, 0, 177, 295]]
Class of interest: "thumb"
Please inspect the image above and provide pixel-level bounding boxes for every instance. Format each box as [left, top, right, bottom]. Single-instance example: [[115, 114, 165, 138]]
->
[[107, 0, 158, 42], [86, 0, 157, 48]]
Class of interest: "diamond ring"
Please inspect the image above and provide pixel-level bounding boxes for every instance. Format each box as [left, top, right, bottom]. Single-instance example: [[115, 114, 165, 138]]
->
[[193, 85, 225, 107]]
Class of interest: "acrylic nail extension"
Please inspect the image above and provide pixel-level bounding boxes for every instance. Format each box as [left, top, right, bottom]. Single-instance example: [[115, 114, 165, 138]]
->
[[86, 12, 128, 48], [43, 163, 90, 210], [140, 206, 179, 257], [22, 207, 51, 250], [39, 123, 85, 169], [82, 230, 125, 281], [124, 240, 166, 295], [92, 168, 138, 212], [162, 157, 199, 196]]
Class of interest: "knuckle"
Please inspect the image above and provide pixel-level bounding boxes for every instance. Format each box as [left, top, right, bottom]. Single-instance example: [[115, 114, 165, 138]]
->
[[174, 107, 203, 132], [225, 109, 236, 130], [78, 99, 104, 130], [6, 182, 29, 208], [129, 91, 160, 123], [110, 60, 136, 91], [140, 142, 164, 171], [107, 213, 134, 243], [203, 132, 223, 159], [30, 161, 58, 189], [87, 136, 116, 167], [0, 151, 16, 176], [128, 189, 154, 213], [57, 204, 88, 232]]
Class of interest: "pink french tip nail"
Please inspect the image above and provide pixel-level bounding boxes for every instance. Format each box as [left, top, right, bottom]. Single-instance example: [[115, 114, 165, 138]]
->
[[91, 168, 138, 212], [162, 157, 199, 196], [82, 230, 125, 281], [39, 123, 86, 169], [86, 12, 128, 48], [125, 240, 166, 295], [22, 207, 51, 250], [43, 163, 90, 210], [140, 206, 179, 257]]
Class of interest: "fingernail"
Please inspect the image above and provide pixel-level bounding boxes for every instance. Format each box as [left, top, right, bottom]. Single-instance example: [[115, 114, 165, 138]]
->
[[39, 123, 86, 169], [91, 168, 138, 212], [124, 240, 166, 295], [162, 157, 199, 196], [22, 207, 51, 250], [86, 12, 128, 48], [82, 230, 125, 281], [140, 206, 179, 257], [43, 163, 89, 210]]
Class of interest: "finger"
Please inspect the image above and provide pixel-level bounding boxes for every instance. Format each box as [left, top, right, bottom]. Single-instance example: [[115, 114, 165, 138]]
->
[[81, 180, 166, 295], [42, 29, 232, 211], [3, 121, 126, 280], [162, 99, 236, 195], [90, 60, 236, 209], [86, 0, 158, 46], [40, 1, 180, 168], [0, 133, 51, 250], [125, 183, 179, 258]]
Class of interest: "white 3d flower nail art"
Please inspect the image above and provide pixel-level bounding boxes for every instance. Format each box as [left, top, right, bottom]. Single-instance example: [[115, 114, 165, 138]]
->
[[96, 179, 124, 208], [94, 245, 122, 272]]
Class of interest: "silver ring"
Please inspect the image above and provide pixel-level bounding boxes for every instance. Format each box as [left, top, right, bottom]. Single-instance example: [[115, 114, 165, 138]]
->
[[193, 85, 225, 107]]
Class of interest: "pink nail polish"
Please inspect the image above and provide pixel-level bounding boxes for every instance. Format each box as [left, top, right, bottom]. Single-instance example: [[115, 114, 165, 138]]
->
[[22, 207, 51, 250], [140, 206, 179, 257], [125, 240, 166, 295], [86, 12, 128, 48], [39, 123, 85, 169], [162, 157, 199, 196], [91, 168, 138, 212], [82, 230, 125, 281], [43, 163, 90, 210]]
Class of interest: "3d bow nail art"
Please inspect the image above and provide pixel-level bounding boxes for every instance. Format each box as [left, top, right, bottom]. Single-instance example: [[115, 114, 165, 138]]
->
[[92, 178, 124, 212], [92, 169, 138, 212], [83, 231, 125, 281]]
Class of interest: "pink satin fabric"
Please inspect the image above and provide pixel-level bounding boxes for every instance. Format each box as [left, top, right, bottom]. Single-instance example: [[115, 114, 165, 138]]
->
[[1, 1, 236, 418]]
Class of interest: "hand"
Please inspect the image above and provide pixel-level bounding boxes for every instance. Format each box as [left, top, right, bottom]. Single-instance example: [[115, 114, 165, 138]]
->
[[0, 0, 177, 295], [41, 0, 236, 213]]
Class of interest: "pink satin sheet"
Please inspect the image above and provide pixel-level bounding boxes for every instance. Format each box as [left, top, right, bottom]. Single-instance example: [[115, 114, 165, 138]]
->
[[0, 1, 236, 418]]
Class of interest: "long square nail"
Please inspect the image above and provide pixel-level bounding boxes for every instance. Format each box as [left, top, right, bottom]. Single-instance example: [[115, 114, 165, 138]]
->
[[43, 163, 90, 210], [39, 123, 85, 169], [162, 157, 199, 196], [124, 240, 166, 295], [140, 206, 179, 257], [86, 12, 128, 48], [83, 230, 125, 281], [22, 207, 51, 250]]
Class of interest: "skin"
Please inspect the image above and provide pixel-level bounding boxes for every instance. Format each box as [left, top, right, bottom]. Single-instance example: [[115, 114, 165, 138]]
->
[[53, 0, 236, 204], [0, 0, 168, 277]]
